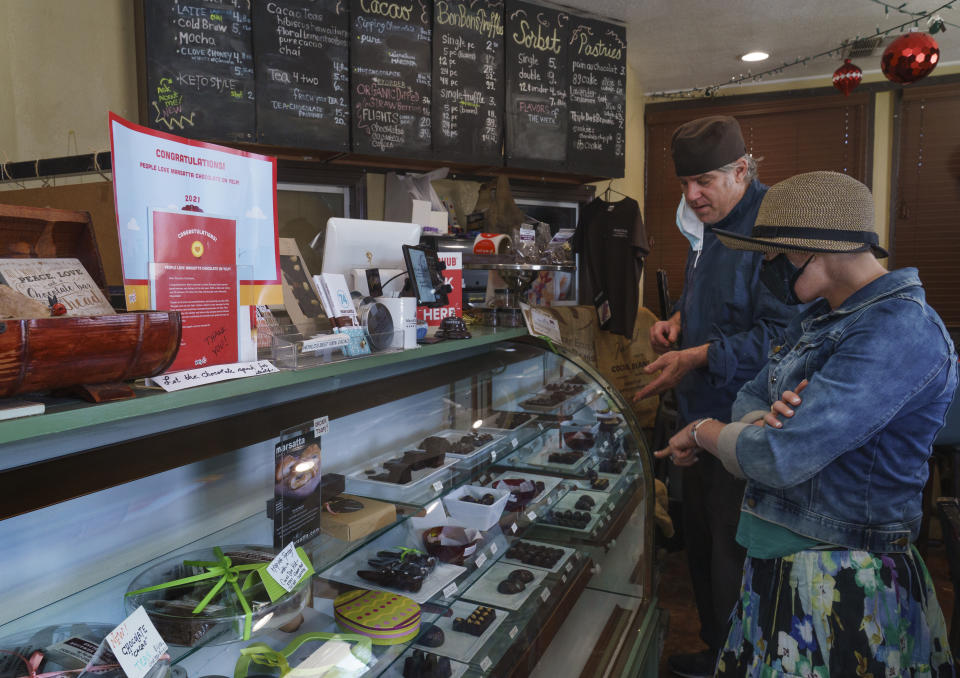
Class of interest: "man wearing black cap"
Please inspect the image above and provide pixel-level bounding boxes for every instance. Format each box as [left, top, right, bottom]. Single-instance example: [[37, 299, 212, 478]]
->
[[634, 116, 803, 677]]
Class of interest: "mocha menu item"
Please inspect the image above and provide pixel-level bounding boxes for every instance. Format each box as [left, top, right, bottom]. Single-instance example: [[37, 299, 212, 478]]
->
[[141, 0, 255, 141], [350, 0, 433, 156]]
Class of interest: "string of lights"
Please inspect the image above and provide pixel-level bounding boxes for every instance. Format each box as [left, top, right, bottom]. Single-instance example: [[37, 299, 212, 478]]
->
[[867, 0, 957, 30], [648, 0, 956, 99]]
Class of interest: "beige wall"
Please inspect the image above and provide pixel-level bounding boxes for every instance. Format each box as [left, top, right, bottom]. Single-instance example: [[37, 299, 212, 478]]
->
[[0, 0, 137, 164]]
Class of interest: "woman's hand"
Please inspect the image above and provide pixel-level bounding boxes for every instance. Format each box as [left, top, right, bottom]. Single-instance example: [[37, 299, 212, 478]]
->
[[763, 379, 809, 429], [653, 421, 701, 466]]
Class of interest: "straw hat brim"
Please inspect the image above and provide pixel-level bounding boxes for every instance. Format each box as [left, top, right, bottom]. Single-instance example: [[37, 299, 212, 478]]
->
[[713, 228, 889, 259]]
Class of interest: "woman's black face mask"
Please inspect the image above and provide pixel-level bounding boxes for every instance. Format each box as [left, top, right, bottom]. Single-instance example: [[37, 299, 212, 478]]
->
[[760, 253, 814, 305]]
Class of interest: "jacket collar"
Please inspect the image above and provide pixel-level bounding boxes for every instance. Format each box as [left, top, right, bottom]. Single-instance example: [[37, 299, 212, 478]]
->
[[805, 267, 922, 324]]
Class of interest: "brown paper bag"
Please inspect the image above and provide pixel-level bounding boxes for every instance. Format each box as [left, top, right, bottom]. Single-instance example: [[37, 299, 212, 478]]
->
[[593, 307, 660, 428]]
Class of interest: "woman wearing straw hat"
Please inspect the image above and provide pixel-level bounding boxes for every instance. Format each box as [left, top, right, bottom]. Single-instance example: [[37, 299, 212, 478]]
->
[[656, 171, 958, 676]]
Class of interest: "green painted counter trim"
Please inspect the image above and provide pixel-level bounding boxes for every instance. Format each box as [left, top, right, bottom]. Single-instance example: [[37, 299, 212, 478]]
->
[[0, 327, 529, 446]]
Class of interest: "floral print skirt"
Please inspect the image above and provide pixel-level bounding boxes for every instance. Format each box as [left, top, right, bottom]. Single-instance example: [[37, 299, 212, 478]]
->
[[716, 547, 955, 677]]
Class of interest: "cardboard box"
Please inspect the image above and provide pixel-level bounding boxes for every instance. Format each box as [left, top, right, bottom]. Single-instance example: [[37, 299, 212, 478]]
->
[[321, 494, 396, 542]]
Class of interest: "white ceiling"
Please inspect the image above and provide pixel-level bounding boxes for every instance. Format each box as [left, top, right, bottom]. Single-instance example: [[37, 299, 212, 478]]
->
[[556, 0, 960, 94]]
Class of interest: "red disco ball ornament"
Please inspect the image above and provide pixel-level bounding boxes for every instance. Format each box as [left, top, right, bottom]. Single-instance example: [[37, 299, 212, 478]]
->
[[832, 59, 863, 96], [881, 31, 940, 84]]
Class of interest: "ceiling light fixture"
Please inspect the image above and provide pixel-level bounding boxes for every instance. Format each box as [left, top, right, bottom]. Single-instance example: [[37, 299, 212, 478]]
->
[[741, 51, 770, 62]]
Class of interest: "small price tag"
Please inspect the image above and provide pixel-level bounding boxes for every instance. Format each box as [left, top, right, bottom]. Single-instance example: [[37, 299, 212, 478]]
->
[[526, 511, 537, 521], [537, 422, 544, 431], [510, 522, 518, 534], [106, 606, 168, 678], [490, 450, 497, 461], [480, 656, 492, 672], [301, 334, 352, 352], [509, 625, 519, 639], [565, 561, 573, 573], [312, 416, 329, 437], [530, 309, 562, 344], [511, 438, 519, 449], [443, 582, 458, 599], [490, 542, 499, 555], [475, 552, 488, 568], [561, 574, 567, 584], [540, 587, 551, 602], [618, 488, 625, 496], [267, 542, 309, 592], [432, 480, 444, 492]]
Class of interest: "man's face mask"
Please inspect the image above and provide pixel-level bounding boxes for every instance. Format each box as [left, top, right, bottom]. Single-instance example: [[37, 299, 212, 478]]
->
[[760, 253, 814, 305]]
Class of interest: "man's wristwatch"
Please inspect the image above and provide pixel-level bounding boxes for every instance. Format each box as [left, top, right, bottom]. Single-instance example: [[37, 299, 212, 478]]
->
[[690, 418, 713, 447]]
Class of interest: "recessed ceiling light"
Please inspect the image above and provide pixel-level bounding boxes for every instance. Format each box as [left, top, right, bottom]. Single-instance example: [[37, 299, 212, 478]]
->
[[741, 51, 770, 62]]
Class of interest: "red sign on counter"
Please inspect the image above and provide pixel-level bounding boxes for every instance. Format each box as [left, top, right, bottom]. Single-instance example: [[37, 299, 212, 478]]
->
[[151, 210, 238, 372], [418, 252, 462, 326]]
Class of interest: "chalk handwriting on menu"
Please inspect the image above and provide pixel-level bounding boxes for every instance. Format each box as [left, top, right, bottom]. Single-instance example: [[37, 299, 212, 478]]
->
[[566, 16, 627, 178], [142, 0, 255, 141], [253, 0, 350, 149], [152, 360, 280, 392], [350, 0, 432, 155], [106, 606, 167, 678], [432, 0, 505, 164], [504, 0, 569, 169]]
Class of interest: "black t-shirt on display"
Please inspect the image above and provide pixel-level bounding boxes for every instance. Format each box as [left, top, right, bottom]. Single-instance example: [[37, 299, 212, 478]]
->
[[572, 197, 649, 338]]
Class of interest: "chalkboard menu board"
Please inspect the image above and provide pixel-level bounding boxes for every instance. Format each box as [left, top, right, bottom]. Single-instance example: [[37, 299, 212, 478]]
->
[[432, 0, 505, 165], [252, 0, 350, 150], [142, 0, 256, 142], [504, 0, 569, 171], [350, 0, 433, 156], [567, 18, 626, 178]]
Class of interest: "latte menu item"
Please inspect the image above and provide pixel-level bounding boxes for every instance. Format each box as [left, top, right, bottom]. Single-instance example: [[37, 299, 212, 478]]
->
[[350, 0, 432, 156]]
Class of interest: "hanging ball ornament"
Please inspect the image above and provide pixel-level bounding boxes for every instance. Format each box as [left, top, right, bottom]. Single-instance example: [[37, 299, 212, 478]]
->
[[832, 59, 863, 96], [881, 30, 940, 84]]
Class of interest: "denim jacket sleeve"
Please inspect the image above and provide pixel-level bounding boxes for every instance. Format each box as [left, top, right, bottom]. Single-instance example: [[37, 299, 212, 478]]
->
[[731, 361, 771, 421], [704, 266, 798, 389], [723, 300, 955, 488]]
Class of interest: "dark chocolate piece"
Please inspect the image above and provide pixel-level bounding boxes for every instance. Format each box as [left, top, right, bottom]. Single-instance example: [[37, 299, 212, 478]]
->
[[508, 568, 534, 583], [419, 436, 452, 455], [452, 605, 496, 636], [403, 650, 453, 678], [575, 495, 596, 510], [497, 579, 524, 594], [418, 624, 445, 647]]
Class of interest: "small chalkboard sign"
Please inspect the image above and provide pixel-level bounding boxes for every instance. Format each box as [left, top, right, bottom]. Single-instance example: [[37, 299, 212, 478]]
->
[[253, 0, 350, 150], [567, 17, 626, 178], [141, 0, 256, 142], [432, 0, 505, 165], [350, 0, 433, 157], [504, 0, 569, 171]]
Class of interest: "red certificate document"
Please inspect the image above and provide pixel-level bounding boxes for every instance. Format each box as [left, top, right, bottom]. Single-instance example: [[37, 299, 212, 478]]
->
[[151, 210, 238, 372]]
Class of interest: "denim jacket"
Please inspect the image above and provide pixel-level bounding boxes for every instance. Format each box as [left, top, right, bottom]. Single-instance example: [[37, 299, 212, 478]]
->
[[674, 180, 806, 424], [715, 268, 958, 552]]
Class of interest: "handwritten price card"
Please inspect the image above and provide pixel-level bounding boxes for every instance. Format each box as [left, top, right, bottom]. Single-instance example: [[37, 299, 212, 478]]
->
[[266, 542, 310, 593], [106, 606, 167, 678]]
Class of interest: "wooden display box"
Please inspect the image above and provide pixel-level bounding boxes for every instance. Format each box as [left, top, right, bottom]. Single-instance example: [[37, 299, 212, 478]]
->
[[0, 204, 180, 402]]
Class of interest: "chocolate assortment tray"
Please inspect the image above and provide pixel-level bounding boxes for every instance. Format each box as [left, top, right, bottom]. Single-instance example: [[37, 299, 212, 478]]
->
[[410, 600, 507, 664], [384, 647, 469, 678], [459, 562, 548, 611], [320, 546, 466, 605], [422, 428, 505, 467], [536, 490, 611, 534], [500, 539, 577, 573], [343, 446, 460, 503]]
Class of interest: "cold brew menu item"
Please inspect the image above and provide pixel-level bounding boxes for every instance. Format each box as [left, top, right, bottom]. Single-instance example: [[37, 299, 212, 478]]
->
[[142, 0, 255, 142], [567, 17, 626, 178], [350, 0, 433, 156], [432, 0, 505, 164], [504, 0, 569, 171], [252, 0, 350, 149]]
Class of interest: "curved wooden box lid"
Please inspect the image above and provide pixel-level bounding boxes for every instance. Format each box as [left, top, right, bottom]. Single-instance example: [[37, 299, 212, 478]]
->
[[0, 311, 181, 398]]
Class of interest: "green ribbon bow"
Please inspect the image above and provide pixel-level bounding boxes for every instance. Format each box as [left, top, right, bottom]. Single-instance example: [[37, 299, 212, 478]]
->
[[126, 547, 314, 641], [234, 633, 373, 678]]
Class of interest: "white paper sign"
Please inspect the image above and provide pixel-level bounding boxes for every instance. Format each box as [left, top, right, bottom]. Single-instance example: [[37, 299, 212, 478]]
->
[[561, 574, 567, 584], [443, 583, 458, 599], [511, 438, 519, 449], [0, 258, 115, 316], [267, 542, 309, 592], [312, 416, 329, 437], [106, 606, 167, 678], [149, 360, 279, 391], [526, 511, 537, 522], [530, 308, 562, 344], [475, 552, 488, 568], [540, 587, 551, 602], [301, 334, 351, 352], [565, 562, 573, 573], [490, 450, 497, 461], [490, 542, 499, 555], [432, 480, 444, 492], [510, 522, 518, 534], [480, 656, 492, 672], [509, 626, 519, 639]]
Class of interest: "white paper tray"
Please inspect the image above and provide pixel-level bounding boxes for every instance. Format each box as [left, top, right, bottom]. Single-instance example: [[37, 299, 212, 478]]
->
[[460, 562, 548, 611], [411, 600, 508, 663], [380, 648, 470, 678], [343, 448, 459, 503], [486, 471, 564, 509], [319, 547, 466, 605], [500, 539, 578, 574]]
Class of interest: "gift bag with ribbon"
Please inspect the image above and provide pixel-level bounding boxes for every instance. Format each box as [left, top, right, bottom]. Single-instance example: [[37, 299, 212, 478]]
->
[[124, 545, 314, 647], [234, 632, 373, 678]]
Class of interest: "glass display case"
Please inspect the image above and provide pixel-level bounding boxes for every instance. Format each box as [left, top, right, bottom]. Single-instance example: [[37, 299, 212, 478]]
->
[[0, 331, 660, 678]]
